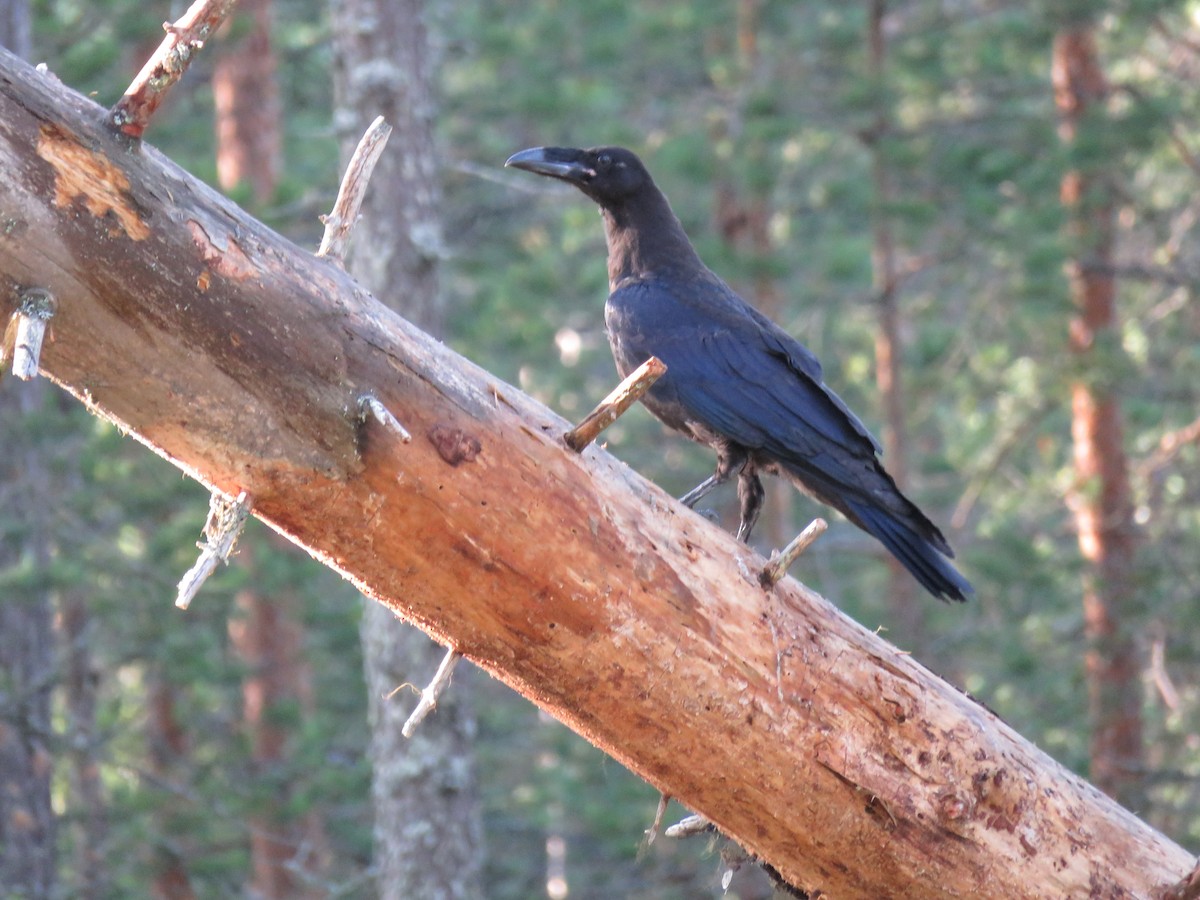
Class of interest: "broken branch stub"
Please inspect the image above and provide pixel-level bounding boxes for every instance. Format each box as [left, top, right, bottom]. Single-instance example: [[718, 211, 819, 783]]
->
[[317, 116, 393, 263], [10, 287, 55, 380], [401, 649, 462, 738], [760, 518, 828, 588], [564, 356, 666, 452], [110, 0, 240, 138], [175, 490, 251, 610]]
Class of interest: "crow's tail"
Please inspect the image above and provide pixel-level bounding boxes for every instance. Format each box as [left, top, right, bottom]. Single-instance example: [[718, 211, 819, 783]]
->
[[846, 499, 973, 603]]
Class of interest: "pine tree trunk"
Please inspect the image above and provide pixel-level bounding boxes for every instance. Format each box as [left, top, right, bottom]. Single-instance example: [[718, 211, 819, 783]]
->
[[229, 546, 329, 899], [0, 12, 57, 896], [0, 379, 58, 900], [146, 675, 196, 900], [1051, 20, 1145, 812], [62, 589, 108, 900], [212, 0, 280, 203], [329, 0, 483, 896], [712, 0, 794, 554]]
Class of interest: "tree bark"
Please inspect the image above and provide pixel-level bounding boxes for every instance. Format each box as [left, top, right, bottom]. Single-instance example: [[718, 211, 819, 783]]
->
[[145, 674, 196, 900], [330, 0, 484, 896], [228, 546, 329, 899], [0, 48, 1192, 898], [1052, 20, 1145, 812], [62, 588, 108, 900], [0, 12, 57, 898], [0, 381, 57, 900]]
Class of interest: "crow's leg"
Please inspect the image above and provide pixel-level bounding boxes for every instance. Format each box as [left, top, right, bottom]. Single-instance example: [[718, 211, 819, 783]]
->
[[678, 446, 748, 510], [735, 470, 764, 542]]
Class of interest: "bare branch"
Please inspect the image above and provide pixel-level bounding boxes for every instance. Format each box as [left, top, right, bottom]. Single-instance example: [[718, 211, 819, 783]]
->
[[665, 814, 712, 839], [1138, 415, 1200, 482], [643, 792, 671, 846], [110, 0, 241, 139], [563, 356, 666, 452], [175, 491, 251, 610], [9, 287, 55, 380], [317, 116, 393, 263], [358, 393, 412, 443], [400, 649, 462, 738], [760, 518, 828, 588]]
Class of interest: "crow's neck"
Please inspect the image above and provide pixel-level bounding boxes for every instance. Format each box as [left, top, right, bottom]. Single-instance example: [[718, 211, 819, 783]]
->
[[601, 189, 705, 289]]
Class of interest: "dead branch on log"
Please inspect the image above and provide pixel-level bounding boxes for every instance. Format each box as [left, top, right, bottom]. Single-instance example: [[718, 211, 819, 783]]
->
[[760, 518, 828, 589], [563, 356, 666, 452], [317, 116, 392, 263], [358, 393, 412, 443], [175, 491, 251, 610], [400, 649, 462, 738], [665, 814, 712, 838], [643, 792, 671, 847], [4, 287, 55, 380], [110, 0, 240, 138]]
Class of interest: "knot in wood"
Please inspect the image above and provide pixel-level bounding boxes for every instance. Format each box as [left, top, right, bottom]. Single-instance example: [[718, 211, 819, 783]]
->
[[937, 789, 973, 822], [427, 423, 482, 467]]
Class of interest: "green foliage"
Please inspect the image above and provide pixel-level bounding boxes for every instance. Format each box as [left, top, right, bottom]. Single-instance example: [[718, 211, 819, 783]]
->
[[12, 0, 1200, 894]]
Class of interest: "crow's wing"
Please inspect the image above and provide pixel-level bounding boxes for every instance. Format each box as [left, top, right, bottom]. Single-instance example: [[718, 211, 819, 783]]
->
[[607, 276, 882, 470], [607, 276, 972, 602]]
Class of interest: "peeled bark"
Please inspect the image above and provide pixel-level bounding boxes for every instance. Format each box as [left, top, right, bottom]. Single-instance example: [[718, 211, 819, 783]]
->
[[0, 48, 1192, 898]]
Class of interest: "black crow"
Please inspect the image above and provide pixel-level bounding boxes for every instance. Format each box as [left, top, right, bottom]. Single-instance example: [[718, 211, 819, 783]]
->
[[506, 145, 971, 602]]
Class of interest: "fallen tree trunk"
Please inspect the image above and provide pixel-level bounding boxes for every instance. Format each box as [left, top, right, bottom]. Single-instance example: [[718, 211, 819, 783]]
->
[[0, 48, 1191, 898]]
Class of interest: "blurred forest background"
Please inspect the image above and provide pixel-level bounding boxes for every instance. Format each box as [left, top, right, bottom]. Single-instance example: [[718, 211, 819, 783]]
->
[[3, 0, 1200, 897]]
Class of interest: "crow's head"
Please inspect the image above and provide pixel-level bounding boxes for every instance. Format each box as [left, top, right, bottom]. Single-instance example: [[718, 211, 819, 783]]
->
[[505, 146, 652, 208]]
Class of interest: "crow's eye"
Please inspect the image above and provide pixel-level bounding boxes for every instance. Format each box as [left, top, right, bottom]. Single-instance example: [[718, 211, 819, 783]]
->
[[596, 153, 612, 169]]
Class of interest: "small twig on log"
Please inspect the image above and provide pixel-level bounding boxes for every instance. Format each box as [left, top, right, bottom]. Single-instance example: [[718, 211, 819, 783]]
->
[[109, 0, 241, 138], [664, 813, 713, 839], [1162, 858, 1200, 900], [760, 518, 828, 588], [358, 394, 412, 442], [401, 649, 462, 738], [175, 490, 251, 610], [317, 116, 393, 263], [9, 288, 56, 381], [563, 357, 666, 452], [644, 792, 671, 846]]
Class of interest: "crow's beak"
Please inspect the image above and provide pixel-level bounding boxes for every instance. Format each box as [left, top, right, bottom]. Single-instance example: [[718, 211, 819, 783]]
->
[[505, 147, 594, 182]]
